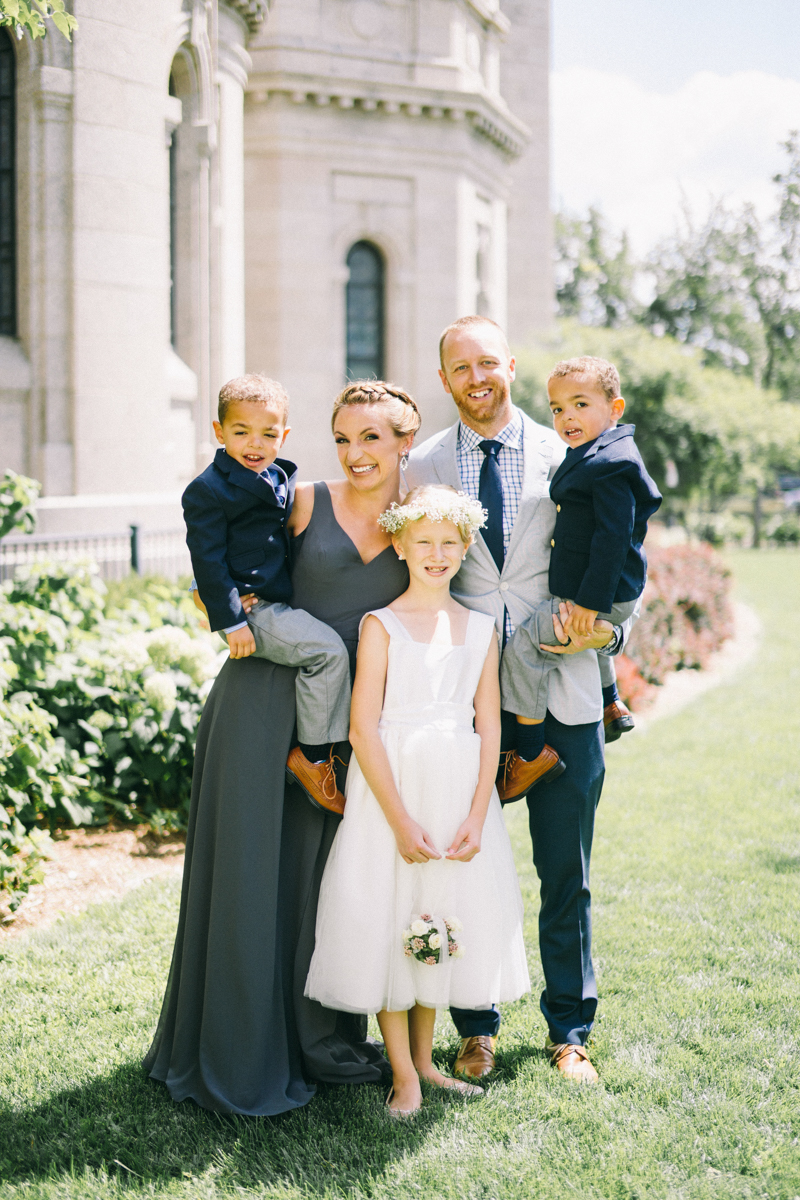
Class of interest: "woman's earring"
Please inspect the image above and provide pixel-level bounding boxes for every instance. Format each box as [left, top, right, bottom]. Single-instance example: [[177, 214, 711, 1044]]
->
[[400, 452, 409, 470], [397, 553, 405, 560]]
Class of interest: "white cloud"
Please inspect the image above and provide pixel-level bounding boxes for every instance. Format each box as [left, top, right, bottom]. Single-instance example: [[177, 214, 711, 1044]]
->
[[551, 67, 800, 255]]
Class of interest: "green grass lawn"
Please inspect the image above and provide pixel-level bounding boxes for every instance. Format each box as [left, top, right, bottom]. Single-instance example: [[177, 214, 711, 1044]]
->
[[1, 549, 798, 1200]]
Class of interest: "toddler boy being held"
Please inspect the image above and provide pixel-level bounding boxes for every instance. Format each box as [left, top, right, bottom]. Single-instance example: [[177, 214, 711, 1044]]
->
[[498, 356, 662, 802], [182, 374, 351, 814]]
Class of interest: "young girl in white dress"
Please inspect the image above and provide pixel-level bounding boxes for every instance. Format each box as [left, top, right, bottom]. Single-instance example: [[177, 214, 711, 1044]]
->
[[305, 485, 530, 1115]]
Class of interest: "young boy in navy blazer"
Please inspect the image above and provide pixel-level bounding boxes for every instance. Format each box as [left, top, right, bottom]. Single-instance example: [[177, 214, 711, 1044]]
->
[[500, 356, 661, 793], [183, 374, 351, 814]]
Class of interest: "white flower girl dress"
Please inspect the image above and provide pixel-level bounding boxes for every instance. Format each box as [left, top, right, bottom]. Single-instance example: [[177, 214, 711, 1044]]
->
[[305, 607, 530, 1014]]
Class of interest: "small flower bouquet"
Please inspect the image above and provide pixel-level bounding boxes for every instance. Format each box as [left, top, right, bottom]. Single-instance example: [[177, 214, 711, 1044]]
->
[[402, 914, 464, 965]]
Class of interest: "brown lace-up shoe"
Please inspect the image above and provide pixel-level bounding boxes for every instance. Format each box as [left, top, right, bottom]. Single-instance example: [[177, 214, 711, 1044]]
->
[[496, 747, 566, 804], [453, 1035, 497, 1079], [603, 700, 635, 743], [545, 1037, 599, 1083], [286, 747, 346, 816]]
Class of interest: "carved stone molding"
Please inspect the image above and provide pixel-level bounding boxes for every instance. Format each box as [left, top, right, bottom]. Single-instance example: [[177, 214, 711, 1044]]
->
[[246, 75, 529, 158], [225, 0, 271, 34]]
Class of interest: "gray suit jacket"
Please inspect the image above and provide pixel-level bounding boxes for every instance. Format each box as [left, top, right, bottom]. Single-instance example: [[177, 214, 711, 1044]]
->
[[405, 407, 616, 725]]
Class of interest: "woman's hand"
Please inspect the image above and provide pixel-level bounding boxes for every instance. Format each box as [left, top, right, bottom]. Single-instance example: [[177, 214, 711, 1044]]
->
[[393, 818, 442, 864], [445, 814, 483, 862], [239, 593, 258, 614]]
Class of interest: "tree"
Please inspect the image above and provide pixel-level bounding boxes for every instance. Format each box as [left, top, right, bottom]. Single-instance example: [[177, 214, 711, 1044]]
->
[[554, 134, 800, 402], [554, 206, 638, 328], [0, 0, 76, 40], [513, 322, 800, 524]]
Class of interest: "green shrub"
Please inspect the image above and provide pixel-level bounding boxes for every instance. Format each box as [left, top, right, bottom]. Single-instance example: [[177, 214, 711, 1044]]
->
[[514, 322, 800, 520], [0, 560, 222, 836]]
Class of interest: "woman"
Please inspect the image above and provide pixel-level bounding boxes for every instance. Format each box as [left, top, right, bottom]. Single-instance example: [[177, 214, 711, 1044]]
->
[[144, 381, 420, 1116]]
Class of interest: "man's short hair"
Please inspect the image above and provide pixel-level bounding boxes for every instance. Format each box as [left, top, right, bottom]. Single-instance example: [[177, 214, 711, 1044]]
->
[[438, 315, 510, 368], [547, 356, 621, 401], [218, 374, 289, 424]]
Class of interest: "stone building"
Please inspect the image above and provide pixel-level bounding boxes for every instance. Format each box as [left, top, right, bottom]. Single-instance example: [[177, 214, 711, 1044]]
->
[[0, 0, 550, 534]]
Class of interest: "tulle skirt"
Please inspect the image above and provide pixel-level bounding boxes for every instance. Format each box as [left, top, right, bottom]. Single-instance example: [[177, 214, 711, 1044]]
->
[[305, 720, 530, 1013]]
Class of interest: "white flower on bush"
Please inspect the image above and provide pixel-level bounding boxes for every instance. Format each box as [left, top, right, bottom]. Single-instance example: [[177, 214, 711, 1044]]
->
[[410, 919, 429, 937], [428, 933, 442, 950], [114, 632, 150, 672], [145, 626, 219, 685], [143, 671, 178, 713], [87, 710, 114, 731], [444, 916, 462, 933]]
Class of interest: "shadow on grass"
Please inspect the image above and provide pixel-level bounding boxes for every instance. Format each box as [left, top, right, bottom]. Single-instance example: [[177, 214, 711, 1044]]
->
[[0, 1062, 461, 1194], [757, 848, 800, 874]]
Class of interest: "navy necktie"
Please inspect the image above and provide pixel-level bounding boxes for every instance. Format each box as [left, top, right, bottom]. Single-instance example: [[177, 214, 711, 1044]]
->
[[479, 439, 504, 571]]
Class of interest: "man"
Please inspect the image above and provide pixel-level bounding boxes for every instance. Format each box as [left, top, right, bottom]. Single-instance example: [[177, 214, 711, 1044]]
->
[[405, 315, 632, 1083]]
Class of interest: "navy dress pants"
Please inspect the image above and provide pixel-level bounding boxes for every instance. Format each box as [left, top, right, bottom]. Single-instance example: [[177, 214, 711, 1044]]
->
[[450, 709, 605, 1046]]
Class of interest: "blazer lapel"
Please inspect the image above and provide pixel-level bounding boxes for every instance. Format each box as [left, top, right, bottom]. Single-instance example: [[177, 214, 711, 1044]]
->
[[227, 456, 283, 507], [503, 414, 555, 564], [427, 425, 461, 488]]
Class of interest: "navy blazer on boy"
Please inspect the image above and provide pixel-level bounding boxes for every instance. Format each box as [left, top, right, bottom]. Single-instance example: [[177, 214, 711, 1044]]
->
[[182, 448, 297, 632], [548, 423, 661, 614]]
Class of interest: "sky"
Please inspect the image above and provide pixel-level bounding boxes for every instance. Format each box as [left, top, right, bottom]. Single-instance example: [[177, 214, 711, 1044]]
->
[[550, 0, 800, 254]]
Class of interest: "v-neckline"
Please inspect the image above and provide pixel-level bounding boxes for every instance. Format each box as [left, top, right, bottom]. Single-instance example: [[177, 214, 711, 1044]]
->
[[324, 483, 396, 568]]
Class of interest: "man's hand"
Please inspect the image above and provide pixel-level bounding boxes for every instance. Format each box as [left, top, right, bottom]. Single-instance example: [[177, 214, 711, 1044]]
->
[[445, 814, 483, 862], [227, 626, 257, 659], [564, 603, 598, 639], [540, 601, 613, 655]]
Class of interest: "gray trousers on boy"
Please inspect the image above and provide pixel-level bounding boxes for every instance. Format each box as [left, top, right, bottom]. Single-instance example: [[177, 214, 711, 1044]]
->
[[245, 599, 351, 745], [500, 597, 638, 720]]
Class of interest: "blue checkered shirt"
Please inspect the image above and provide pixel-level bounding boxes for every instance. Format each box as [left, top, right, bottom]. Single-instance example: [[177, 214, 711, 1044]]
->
[[457, 409, 525, 639], [456, 408, 525, 556]]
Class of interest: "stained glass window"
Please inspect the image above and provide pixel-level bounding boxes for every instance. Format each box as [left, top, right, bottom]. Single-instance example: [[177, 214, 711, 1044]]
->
[[346, 241, 384, 380], [0, 31, 16, 338]]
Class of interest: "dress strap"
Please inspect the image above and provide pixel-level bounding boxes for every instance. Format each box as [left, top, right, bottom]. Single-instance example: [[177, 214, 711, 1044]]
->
[[466, 608, 499, 659], [357, 608, 409, 641]]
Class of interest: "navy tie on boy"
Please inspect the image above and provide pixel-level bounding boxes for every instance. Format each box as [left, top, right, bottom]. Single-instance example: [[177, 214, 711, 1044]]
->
[[479, 439, 504, 571]]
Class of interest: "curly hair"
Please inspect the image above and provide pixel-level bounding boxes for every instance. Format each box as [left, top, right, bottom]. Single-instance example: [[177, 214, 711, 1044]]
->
[[218, 374, 289, 424], [547, 356, 621, 401], [331, 380, 422, 438]]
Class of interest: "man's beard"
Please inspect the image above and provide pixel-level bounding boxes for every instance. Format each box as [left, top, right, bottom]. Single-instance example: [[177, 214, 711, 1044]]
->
[[454, 383, 511, 430]]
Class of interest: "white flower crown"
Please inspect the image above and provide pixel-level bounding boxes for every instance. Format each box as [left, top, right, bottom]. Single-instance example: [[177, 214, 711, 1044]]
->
[[377, 491, 487, 536]]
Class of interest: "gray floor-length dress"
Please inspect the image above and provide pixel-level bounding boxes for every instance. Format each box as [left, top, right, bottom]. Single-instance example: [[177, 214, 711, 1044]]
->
[[144, 482, 408, 1115]]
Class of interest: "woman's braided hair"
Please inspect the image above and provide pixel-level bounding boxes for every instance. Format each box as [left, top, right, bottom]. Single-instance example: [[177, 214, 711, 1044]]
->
[[331, 380, 422, 438]]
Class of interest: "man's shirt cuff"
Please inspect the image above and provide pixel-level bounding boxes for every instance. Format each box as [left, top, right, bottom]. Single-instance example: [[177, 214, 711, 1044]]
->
[[223, 620, 248, 635]]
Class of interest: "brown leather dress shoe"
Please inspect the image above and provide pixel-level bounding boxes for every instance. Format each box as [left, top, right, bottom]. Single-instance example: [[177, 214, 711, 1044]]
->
[[286, 747, 346, 816], [603, 700, 635, 743], [545, 1038, 599, 1083], [453, 1035, 497, 1079], [497, 747, 566, 804]]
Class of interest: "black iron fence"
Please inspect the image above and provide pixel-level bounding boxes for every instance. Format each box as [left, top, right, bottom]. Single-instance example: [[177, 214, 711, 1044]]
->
[[0, 526, 191, 583]]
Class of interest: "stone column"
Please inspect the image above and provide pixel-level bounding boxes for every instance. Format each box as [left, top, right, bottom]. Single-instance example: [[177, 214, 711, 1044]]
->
[[499, 0, 553, 342], [216, 7, 249, 386], [31, 61, 74, 495]]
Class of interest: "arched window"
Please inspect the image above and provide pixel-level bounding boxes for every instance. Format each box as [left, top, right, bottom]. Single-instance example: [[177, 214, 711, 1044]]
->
[[0, 30, 16, 337], [346, 241, 384, 380]]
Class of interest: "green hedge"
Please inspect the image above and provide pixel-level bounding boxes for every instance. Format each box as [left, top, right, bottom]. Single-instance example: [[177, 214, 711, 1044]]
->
[[0, 553, 222, 911]]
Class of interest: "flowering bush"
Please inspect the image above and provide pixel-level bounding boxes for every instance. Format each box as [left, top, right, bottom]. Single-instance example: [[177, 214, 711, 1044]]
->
[[0, 556, 224, 910], [616, 542, 733, 708]]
